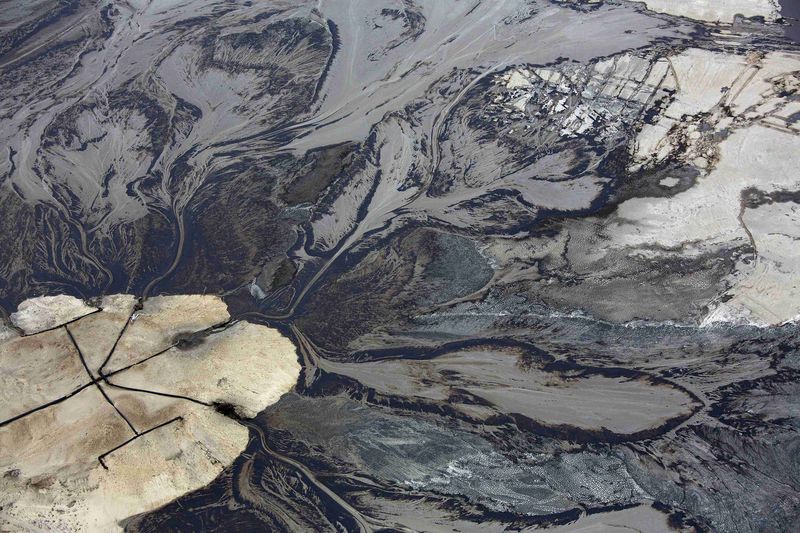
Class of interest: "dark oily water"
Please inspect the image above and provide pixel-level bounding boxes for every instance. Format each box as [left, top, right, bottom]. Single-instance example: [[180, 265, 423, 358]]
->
[[1, 0, 799, 532], [783, 0, 800, 43]]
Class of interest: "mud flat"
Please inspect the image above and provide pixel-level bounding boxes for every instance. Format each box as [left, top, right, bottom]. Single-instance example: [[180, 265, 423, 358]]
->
[[0, 295, 299, 532], [322, 343, 700, 441], [545, 503, 690, 532]]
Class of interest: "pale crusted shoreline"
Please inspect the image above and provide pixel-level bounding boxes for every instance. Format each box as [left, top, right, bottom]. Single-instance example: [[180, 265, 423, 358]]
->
[[638, 0, 781, 23]]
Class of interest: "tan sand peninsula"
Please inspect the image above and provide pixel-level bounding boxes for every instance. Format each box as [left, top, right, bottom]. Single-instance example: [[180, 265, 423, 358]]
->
[[0, 294, 300, 532]]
